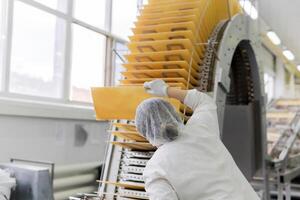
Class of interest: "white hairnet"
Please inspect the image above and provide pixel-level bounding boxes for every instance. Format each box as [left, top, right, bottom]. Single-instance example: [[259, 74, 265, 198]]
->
[[135, 98, 183, 146]]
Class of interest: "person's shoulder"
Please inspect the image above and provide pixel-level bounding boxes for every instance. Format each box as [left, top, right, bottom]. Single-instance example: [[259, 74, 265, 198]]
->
[[149, 146, 168, 162], [147, 138, 187, 167], [147, 144, 173, 164], [144, 149, 167, 175]]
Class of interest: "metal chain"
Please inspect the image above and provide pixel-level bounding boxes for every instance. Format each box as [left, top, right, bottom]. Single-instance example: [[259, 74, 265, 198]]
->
[[198, 20, 226, 92], [183, 0, 212, 119]]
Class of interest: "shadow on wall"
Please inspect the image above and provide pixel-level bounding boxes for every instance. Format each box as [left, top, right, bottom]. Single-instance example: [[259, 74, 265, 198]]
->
[[74, 124, 88, 147]]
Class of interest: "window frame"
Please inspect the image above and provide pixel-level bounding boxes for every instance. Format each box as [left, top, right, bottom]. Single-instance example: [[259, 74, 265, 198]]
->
[[0, 0, 128, 120]]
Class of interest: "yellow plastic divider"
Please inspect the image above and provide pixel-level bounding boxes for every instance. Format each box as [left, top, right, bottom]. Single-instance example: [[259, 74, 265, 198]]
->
[[133, 21, 206, 45], [113, 123, 137, 132], [147, 0, 201, 6], [129, 31, 205, 52], [123, 61, 200, 75], [136, 13, 209, 39], [119, 82, 186, 89], [148, 0, 201, 5], [125, 49, 201, 71], [110, 131, 147, 142], [130, 30, 193, 42], [137, 8, 200, 20], [122, 69, 199, 85], [135, 15, 198, 27], [111, 141, 156, 151], [120, 77, 194, 88], [128, 39, 203, 58], [215, 0, 242, 21], [97, 181, 145, 190], [141, 1, 205, 14], [91, 86, 181, 120], [133, 21, 196, 35]]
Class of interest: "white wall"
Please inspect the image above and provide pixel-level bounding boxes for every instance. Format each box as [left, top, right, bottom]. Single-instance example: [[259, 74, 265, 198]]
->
[[257, 45, 275, 102], [0, 115, 109, 165], [256, 13, 299, 100], [274, 58, 285, 98], [285, 74, 296, 98], [257, 44, 298, 100], [295, 85, 300, 98]]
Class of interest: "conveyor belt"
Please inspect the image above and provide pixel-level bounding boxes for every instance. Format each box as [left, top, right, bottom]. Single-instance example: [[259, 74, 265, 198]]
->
[[227, 43, 255, 105], [267, 101, 300, 168]]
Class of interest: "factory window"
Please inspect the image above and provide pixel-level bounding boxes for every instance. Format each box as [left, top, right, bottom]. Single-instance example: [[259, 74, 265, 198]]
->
[[0, 0, 128, 119], [111, 0, 148, 40], [9, 1, 65, 98], [70, 24, 106, 103], [112, 0, 139, 39], [73, 0, 106, 29], [32, 0, 68, 13], [113, 42, 128, 86], [0, 0, 7, 90]]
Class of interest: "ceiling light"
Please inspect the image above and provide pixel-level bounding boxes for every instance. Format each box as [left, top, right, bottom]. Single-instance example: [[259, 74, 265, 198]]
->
[[283, 50, 295, 61], [239, 0, 258, 19], [297, 65, 300, 72], [267, 31, 281, 45]]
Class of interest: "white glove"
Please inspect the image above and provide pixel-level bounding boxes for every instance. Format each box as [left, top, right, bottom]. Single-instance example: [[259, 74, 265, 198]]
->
[[144, 79, 169, 97]]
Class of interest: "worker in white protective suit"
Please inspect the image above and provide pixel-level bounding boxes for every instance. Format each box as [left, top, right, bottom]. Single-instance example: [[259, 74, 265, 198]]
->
[[135, 79, 260, 200]]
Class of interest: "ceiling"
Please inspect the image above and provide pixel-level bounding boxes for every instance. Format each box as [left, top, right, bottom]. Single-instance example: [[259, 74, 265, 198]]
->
[[259, 0, 300, 64]]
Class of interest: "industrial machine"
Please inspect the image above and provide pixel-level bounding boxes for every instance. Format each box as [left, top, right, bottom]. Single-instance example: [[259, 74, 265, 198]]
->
[[266, 99, 300, 200], [0, 159, 100, 200], [91, 0, 269, 199], [0, 162, 53, 200]]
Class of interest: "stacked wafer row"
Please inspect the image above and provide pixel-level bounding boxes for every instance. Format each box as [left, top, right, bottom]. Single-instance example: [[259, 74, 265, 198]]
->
[[98, 0, 241, 199]]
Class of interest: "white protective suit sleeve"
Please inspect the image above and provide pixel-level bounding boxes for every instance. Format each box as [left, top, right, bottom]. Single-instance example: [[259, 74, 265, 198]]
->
[[183, 89, 220, 137], [183, 89, 215, 112], [143, 161, 179, 200], [145, 178, 179, 200]]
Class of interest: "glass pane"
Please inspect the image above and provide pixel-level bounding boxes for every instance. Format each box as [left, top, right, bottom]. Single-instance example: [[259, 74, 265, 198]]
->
[[71, 24, 106, 103], [74, 0, 106, 29], [112, 0, 139, 40], [0, 0, 8, 90], [10, 1, 65, 98], [33, 0, 68, 13], [114, 42, 128, 86]]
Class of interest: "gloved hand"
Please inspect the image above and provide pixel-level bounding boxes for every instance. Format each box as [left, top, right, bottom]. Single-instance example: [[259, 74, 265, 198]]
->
[[144, 79, 169, 97]]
